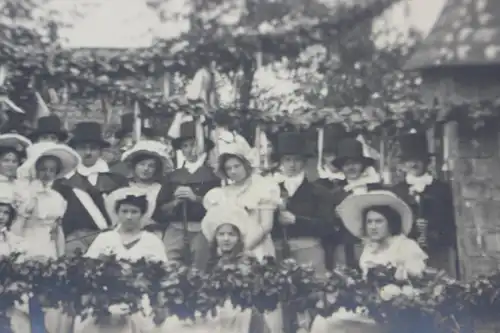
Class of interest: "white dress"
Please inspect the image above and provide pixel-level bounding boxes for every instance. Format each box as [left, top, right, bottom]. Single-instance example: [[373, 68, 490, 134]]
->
[[13, 179, 67, 259], [74, 230, 167, 333], [203, 174, 280, 260], [310, 235, 428, 333]]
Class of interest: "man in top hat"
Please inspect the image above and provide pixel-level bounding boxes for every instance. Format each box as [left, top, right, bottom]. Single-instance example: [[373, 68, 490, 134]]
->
[[153, 120, 220, 269], [270, 131, 336, 333], [329, 136, 384, 269], [59, 121, 128, 255], [391, 129, 458, 278], [29, 115, 68, 143]]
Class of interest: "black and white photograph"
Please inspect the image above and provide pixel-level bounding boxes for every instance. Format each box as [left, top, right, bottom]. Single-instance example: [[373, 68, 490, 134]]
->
[[0, 0, 492, 332]]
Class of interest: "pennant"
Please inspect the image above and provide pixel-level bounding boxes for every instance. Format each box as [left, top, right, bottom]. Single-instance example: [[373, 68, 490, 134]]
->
[[0, 64, 7, 86], [34, 91, 51, 120], [186, 67, 211, 102], [0, 96, 25, 114], [317, 127, 324, 171], [47, 87, 59, 104]]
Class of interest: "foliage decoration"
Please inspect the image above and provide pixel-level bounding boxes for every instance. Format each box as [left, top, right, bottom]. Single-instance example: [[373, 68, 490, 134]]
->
[[0, 253, 497, 333]]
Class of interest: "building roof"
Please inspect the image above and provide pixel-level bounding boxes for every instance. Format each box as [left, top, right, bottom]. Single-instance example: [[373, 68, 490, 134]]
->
[[405, 0, 500, 70]]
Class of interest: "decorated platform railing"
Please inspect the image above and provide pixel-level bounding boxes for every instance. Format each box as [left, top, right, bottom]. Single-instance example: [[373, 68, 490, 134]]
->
[[0, 253, 491, 333]]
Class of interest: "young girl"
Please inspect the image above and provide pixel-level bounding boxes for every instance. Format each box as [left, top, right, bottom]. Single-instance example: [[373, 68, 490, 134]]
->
[[74, 189, 167, 333], [159, 205, 270, 333]]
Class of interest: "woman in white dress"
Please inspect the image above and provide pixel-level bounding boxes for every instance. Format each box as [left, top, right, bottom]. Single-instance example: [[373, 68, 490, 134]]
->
[[107, 140, 170, 232], [203, 144, 283, 333], [74, 188, 167, 333], [310, 190, 428, 333], [13, 142, 80, 259]]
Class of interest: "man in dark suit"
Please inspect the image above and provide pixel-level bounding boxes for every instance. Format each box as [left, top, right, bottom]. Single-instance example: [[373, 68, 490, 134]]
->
[[392, 129, 458, 278], [60, 121, 128, 255]]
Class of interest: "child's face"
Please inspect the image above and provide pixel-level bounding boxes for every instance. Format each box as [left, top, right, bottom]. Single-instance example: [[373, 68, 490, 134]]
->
[[215, 224, 240, 253], [0, 204, 11, 227], [116, 203, 143, 231]]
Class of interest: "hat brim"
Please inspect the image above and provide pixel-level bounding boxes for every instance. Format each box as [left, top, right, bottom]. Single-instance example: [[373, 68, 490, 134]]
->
[[29, 130, 69, 142], [399, 153, 434, 161], [336, 191, 413, 239], [172, 136, 214, 151], [0, 134, 32, 151], [104, 187, 155, 226], [68, 138, 111, 148], [36, 146, 81, 179], [121, 149, 169, 169], [201, 206, 252, 243], [332, 156, 375, 169]]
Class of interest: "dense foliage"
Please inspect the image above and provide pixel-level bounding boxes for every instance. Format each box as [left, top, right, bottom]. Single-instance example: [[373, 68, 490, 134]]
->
[[0, 253, 495, 333]]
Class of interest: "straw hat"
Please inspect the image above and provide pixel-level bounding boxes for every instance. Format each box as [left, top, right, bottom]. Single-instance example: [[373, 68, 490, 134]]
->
[[336, 190, 413, 238], [104, 187, 151, 226], [0, 133, 32, 156], [121, 140, 170, 168], [201, 205, 252, 243], [21, 142, 80, 180]]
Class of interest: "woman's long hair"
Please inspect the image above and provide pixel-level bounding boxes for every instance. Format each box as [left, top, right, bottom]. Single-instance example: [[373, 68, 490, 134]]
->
[[205, 224, 245, 272]]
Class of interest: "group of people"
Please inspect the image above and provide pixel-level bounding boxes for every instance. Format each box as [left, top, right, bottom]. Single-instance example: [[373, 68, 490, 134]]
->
[[0, 112, 457, 333]]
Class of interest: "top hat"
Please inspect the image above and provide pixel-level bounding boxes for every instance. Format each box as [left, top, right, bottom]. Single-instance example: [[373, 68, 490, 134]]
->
[[398, 130, 432, 161], [322, 123, 348, 154], [171, 121, 214, 151], [29, 115, 68, 142], [115, 113, 156, 140], [68, 122, 110, 148], [275, 131, 314, 157], [332, 137, 375, 169]]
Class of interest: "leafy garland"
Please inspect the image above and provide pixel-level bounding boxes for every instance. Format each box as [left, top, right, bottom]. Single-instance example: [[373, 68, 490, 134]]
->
[[0, 253, 497, 333]]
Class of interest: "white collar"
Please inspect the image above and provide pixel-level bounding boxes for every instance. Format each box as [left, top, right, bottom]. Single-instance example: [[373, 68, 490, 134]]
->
[[405, 173, 433, 194], [183, 153, 207, 174], [344, 167, 381, 192], [66, 158, 109, 179], [283, 172, 305, 195]]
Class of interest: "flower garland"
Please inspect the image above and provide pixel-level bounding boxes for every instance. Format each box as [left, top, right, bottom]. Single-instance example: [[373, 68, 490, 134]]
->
[[0, 253, 495, 333]]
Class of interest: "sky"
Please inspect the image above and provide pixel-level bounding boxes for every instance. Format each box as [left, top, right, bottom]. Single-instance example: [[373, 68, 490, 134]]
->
[[46, 0, 447, 49]]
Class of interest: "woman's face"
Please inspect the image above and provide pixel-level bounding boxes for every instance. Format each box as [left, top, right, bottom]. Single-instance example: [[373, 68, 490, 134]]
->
[[365, 210, 391, 242], [0, 152, 20, 178], [280, 155, 305, 177], [215, 224, 240, 253], [342, 159, 364, 180], [134, 157, 158, 182], [223, 157, 248, 183], [0, 204, 11, 227], [36, 157, 60, 182], [116, 203, 143, 231]]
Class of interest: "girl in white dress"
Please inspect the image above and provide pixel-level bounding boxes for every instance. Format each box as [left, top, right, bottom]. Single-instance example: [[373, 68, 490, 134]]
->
[[310, 190, 428, 333], [13, 142, 80, 259], [159, 205, 270, 333], [107, 140, 171, 232], [203, 144, 283, 333], [74, 189, 167, 333]]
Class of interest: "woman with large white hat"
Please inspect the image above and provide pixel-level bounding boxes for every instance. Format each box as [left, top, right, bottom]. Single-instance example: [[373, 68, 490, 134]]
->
[[310, 190, 428, 333], [13, 141, 80, 259]]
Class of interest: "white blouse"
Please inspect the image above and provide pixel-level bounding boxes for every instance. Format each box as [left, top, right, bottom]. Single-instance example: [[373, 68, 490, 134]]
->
[[359, 234, 428, 277], [85, 229, 168, 263]]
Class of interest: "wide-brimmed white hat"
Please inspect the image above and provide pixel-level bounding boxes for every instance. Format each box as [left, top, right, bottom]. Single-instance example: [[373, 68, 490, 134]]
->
[[121, 140, 170, 168], [20, 142, 80, 180], [201, 205, 252, 243], [336, 190, 413, 238], [104, 186, 151, 226], [0, 133, 31, 154]]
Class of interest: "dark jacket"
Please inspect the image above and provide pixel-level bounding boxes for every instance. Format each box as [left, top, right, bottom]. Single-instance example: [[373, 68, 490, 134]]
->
[[152, 164, 220, 226], [271, 178, 337, 240], [392, 179, 456, 250], [54, 172, 128, 235]]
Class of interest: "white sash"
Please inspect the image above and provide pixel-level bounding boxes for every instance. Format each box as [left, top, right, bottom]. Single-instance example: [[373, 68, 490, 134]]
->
[[72, 188, 109, 230]]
